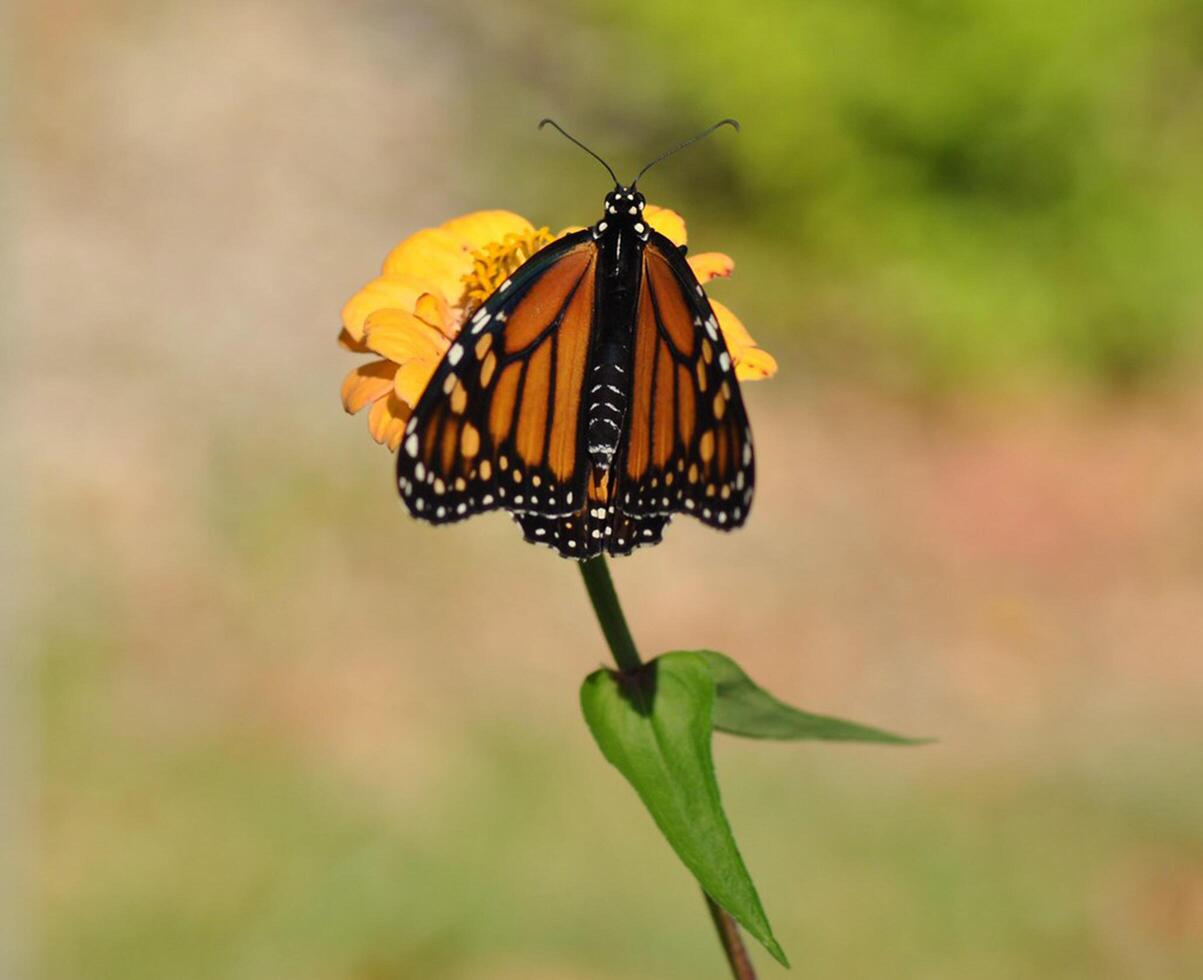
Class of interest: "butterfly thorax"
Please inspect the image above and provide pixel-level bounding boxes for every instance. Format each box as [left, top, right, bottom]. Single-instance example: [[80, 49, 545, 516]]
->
[[585, 186, 649, 474]]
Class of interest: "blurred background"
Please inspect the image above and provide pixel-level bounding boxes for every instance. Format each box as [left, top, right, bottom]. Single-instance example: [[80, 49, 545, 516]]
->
[[7, 0, 1203, 976]]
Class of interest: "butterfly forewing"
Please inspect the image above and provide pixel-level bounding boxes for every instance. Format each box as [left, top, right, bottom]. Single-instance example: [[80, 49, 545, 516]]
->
[[397, 231, 597, 523], [616, 233, 755, 530]]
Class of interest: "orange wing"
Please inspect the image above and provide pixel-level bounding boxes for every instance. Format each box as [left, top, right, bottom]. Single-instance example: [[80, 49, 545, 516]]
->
[[397, 232, 598, 524], [617, 234, 755, 530]]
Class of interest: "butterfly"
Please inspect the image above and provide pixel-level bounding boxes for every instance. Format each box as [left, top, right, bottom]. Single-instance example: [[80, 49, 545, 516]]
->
[[396, 119, 755, 559]]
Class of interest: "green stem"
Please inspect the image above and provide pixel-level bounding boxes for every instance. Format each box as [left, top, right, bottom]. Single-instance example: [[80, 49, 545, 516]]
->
[[577, 555, 757, 980], [577, 555, 642, 672]]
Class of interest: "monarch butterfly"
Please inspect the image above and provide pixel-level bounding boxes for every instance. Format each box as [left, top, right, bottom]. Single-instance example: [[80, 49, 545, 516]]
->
[[396, 119, 755, 559]]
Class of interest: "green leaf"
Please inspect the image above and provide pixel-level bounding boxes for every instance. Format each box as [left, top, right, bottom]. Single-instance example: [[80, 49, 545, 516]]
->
[[697, 650, 930, 745], [580, 651, 788, 967]]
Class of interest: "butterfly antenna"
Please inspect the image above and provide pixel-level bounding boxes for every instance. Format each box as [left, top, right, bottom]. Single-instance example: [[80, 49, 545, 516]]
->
[[631, 118, 740, 186], [538, 118, 621, 186]]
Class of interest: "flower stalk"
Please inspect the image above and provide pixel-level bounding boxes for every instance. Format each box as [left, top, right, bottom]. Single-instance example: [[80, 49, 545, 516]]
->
[[577, 556, 642, 673], [577, 555, 757, 980]]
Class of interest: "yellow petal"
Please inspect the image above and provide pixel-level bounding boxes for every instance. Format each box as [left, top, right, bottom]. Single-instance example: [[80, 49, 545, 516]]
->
[[644, 205, 687, 247], [733, 346, 779, 381], [688, 252, 734, 284], [394, 358, 438, 406], [710, 299, 778, 381], [363, 309, 449, 362], [414, 291, 452, 333], [341, 360, 397, 414], [338, 327, 371, 353], [381, 228, 473, 308], [383, 210, 535, 306], [342, 273, 438, 341], [368, 393, 412, 450], [440, 210, 536, 250]]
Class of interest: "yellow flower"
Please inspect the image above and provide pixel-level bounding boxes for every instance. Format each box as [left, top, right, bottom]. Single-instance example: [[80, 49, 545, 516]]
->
[[339, 206, 776, 449]]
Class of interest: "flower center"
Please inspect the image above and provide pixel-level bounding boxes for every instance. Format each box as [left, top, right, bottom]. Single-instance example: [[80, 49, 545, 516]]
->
[[461, 227, 556, 316]]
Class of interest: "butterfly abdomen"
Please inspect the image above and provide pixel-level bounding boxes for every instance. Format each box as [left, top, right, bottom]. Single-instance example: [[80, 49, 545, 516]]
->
[[585, 344, 628, 471]]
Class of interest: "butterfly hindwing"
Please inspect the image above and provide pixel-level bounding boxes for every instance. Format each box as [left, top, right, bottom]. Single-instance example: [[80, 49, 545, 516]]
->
[[615, 232, 755, 530], [397, 230, 597, 524], [514, 508, 670, 557]]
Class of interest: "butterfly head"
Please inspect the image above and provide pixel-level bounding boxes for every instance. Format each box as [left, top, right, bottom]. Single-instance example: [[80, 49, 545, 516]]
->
[[603, 187, 646, 219], [597, 187, 649, 241]]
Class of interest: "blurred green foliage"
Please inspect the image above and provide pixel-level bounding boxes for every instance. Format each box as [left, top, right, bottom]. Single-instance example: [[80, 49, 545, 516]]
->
[[40, 629, 1203, 979], [502, 0, 1203, 391]]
